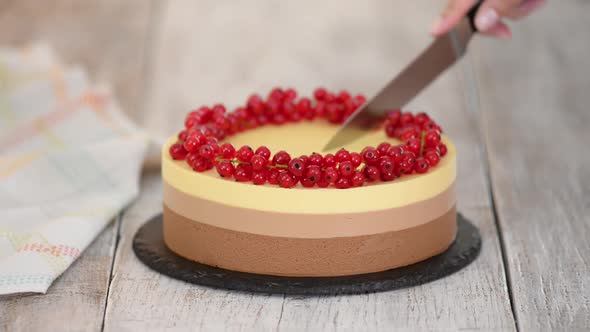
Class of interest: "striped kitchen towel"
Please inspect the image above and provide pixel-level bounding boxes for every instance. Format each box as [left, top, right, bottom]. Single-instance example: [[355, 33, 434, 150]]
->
[[0, 44, 148, 295]]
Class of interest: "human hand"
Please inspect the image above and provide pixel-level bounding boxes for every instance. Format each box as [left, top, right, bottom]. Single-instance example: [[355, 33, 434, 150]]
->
[[431, 0, 546, 38]]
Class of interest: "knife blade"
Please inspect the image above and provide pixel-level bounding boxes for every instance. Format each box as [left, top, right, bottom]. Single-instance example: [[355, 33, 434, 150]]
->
[[322, 4, 480, 151]]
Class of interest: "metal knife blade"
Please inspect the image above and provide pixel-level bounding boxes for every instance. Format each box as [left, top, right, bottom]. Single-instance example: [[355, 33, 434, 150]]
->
[[322, 15, 478, 151]]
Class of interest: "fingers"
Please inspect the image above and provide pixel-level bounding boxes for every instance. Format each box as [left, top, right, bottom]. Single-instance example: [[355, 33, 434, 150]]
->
[[479, 20, 512, 38], [431, 0, 476, 36], [431, 0, 546, 38]]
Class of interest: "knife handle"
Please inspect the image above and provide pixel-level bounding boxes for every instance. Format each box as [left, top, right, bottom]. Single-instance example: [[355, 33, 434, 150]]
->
[[467, 1, 483, 32]]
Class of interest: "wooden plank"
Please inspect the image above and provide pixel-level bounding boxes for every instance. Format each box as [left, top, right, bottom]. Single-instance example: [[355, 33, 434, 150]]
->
[[105, 1, 516, 330], [0, 0, 153, 121], [0, 219, 119, 331], [102, 173, 285, 331], [472, 1, 590, 330]]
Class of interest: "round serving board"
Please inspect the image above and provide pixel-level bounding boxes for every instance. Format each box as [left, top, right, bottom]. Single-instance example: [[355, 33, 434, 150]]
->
[[133, 213, 481, 295]]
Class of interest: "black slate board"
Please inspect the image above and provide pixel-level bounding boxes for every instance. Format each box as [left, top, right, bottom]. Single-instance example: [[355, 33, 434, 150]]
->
[[133, 213, 481, 295]]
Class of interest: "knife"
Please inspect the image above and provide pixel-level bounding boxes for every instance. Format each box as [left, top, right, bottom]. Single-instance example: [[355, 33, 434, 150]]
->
[[322, 2, 481, 151]]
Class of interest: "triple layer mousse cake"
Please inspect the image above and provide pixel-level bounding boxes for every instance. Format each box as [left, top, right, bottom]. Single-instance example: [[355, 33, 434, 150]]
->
[[161, 88, 456, 277]]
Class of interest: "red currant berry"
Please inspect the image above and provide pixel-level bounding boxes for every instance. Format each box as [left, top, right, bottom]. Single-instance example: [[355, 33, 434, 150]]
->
[[309, 153, 323, 166], [337, 90, 351, 102], [301, 178, 315, 188], [438, 143, 448, 156], [423, 120, 441, 133], [183, 135, 202, 153], [198, 144, 215, 159], [257, 114, 269, 125], [272, 113, 287, 125], [338, 161, 354, 178], [351, 172, 366, 187], [377, 142, 391, 156], [387, 109, 401, 126], [212, 104, 226, 115], [314, 87, 327, 100], [298, 155, 309, 167], [251, 155, 268, 171], [236, 145, 254, 162], [415, 112, 430, 128], [219, 143, 236, 159], [353, 95, 366, 107], [387, 145, 405, 163], [234, 164, 253, 182], [169, 143, 188, 160], [424, 150, 440, 167], [288, 158, 305, 177], [400, 112, 414, 126], [398, 160, 413, 175], [317, 178, 330, 188], [278, 171, 297, 188], [363, 165, 380, 182], [305, 165, 322, 183], [284, 88, 297, 101], [379, 156, 395, 174], [322, 153, 336, 167], [335, 177, 351, 189], [324, 92, 336, 103], [405, 138, 422, 155], [255, 146, 271, 160], [252, 170, 267, 185], [282, 100, 296, 115], [213, 116, 230, 130], [403, 152, 416, 164], [380, 170, 396, 182], [424, 130, 441, 148], [247, 94, 265, 114], [323, 167, 339, 183], [272, 151, 291, 165], [313, 101, 327, 118], [269, 87, 284, 101], [186, 153, 199, 168], [267, 168, 280, 185], [414, 157, 430, 174], [216, 161, 235, 178], [385, 123, 397, 138], [350, 152, 362, 168], [192, 156, 209, 172], [361, 147, 379, 165], [296, 98, 312, 114], [401, 127, 419, 141], [326, 104, 343, 124], [178, 130, 188, 141], [184, 116, 198, 129]]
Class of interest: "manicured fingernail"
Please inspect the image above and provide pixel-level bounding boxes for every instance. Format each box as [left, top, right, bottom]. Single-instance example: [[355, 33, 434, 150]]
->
[[430, 17, 445, 35], [475, 8, 499, 31]]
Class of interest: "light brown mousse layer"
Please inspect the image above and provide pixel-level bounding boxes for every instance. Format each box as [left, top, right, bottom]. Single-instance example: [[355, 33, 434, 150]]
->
[[163, 205, 457, 277], [163, 182, 456, 238]]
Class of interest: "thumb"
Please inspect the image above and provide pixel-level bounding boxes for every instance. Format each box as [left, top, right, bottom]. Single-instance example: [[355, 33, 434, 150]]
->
[[431, 0, 476, 36]]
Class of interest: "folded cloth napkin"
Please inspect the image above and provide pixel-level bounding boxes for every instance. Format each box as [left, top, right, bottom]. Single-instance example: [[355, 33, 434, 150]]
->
[[0, 44, 148, 295]]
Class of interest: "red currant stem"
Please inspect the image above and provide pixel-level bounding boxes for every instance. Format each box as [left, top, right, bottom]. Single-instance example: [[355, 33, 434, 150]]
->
[[271, 164, 288, 169], [215, 158, 249, 165], [420, 131, 426, 156]]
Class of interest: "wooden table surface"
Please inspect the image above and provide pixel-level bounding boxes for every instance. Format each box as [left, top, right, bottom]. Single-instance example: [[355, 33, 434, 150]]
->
[[1, 1, 589, 331]]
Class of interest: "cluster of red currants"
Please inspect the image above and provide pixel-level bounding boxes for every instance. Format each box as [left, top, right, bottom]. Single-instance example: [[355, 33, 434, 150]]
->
[[169, 87, 447, 189]]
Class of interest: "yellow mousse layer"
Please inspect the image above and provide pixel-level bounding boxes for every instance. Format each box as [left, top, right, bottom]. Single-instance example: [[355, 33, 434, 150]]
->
[[162, 121, 456, 214]]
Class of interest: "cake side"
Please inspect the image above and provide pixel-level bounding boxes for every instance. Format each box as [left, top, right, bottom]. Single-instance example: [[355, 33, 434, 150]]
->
[[163, 205, 457, 277]]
